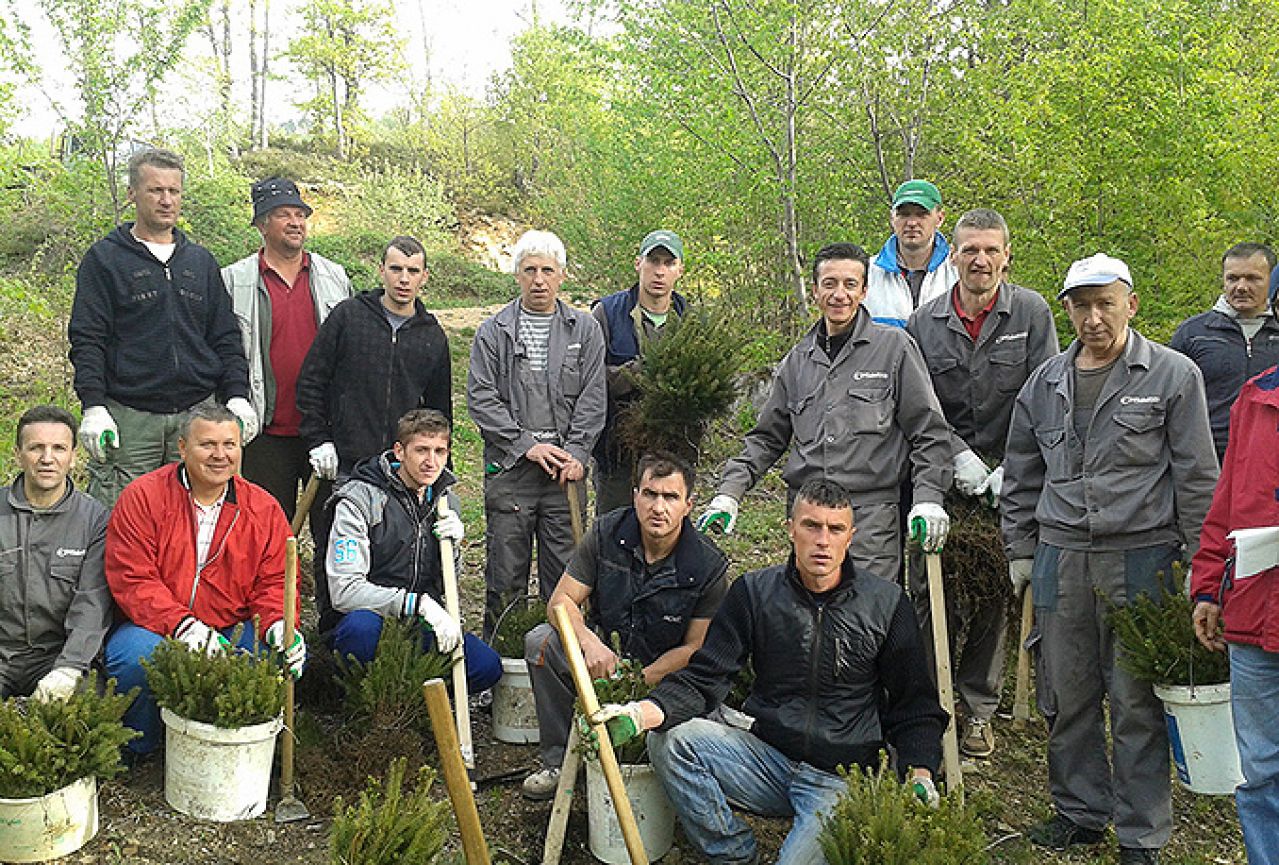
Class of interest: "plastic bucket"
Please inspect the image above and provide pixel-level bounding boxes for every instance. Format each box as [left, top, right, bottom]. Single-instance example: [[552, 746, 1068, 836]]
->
[[161, 708, 283, 821], [0, 776, 98, 862], [1153, 682, 1243, 795], [493, 657, 539, 744], [585, 760, 675, 864]]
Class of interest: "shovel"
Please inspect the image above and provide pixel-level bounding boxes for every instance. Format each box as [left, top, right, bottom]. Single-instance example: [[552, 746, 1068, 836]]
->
[[275, 538, 310, 823], [291, 472, 322, 537]]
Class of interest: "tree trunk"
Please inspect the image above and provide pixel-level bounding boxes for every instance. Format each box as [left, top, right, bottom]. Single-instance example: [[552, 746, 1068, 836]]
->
[[249, 0, 261, 147], [258, 0, 271, 149]]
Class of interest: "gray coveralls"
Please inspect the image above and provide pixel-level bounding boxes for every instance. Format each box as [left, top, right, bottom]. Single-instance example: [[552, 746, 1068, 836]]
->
[[717, 308, 952, 581], [466, 299, 607, 634], [1001, 329, 1218, 850], [906, 283, 1058, 721]]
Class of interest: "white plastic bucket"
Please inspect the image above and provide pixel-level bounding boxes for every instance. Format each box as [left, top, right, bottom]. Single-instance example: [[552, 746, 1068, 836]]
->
[[1153, 682, 1243, 795], [0, 776, 98, 863], [493, 657, 539, 744], [161, 708, 283, 821], [585, 760, 675, 864]]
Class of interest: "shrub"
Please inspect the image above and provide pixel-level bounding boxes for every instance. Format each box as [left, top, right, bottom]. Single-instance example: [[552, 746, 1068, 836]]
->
[[491, 597, 546, 658], [819, 758, 988, 865], [337, 616, 454, 732], [1108, 573, 1231, 686], [144, 633, 284, 728], [330, 757, 452, 865], [578, 638, 652, 765], [0, 675, 139, 798]]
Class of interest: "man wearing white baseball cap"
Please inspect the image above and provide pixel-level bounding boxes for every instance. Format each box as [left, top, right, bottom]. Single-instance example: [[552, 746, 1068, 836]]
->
[[1001, 253, 1218, 864]]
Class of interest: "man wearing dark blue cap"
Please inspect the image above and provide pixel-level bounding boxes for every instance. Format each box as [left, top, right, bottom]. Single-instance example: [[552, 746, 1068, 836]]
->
[[222, 177, 352, 525], [590, 230, 689, 513], [865, 179, 957, 328]]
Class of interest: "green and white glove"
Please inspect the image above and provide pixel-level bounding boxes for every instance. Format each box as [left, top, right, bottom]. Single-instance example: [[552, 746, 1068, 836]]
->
[[977, 465, 1004, 508], [911, 776, 940, 808], [173, 617, 231, 656], [591, 701, 647, 747], [226, 397, 260, 444], [908, 503, 950, 552], [265, 620, 307, 679], [697, 495, 739, 534], [79, 406, 119, 462], [952, 449, 991, 497], [32, 667, 81, 703]]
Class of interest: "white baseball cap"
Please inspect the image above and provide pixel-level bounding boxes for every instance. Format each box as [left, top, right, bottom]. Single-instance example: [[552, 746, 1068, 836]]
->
[[1059, 253, 1133, 300]]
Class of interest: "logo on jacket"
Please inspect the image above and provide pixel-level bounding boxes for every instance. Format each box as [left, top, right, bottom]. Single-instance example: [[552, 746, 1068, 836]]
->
[[853, 371, 889, 381], [55, 548, 86, 558], [1120, 396, 1161, 405], [995, 332, 1028, 343]]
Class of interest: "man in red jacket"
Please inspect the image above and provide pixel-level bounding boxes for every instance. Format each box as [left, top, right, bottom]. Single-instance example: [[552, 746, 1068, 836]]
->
[[1192, 268, 1279, 864], [103, 403, 303, 757]]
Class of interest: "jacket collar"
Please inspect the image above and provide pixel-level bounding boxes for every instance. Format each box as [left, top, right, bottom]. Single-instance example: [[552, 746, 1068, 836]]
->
[[494, 296, 576, 332], [612, 507, 701, 573], [357, 289, 431, 324], [175, 462, 239, 505], [784, 552, 859, 601], [873, 232, 951, 274], [6, 475, 75, 513], [364, 449, 457, 504], [1048, 327, 1152, 386]]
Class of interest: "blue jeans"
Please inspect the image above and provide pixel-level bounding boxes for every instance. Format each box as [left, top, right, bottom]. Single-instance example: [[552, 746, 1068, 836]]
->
[[328, 610, 502, 693], [649, 717, 847, 865], [104, 620, 261, 755], [1230, 643, 1279, 865]]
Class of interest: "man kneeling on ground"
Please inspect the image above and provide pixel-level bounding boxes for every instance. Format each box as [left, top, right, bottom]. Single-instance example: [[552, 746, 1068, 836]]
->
[[594, 479, 948, 864], [522, 451, 728, 800], [322, 409, 501, 692]]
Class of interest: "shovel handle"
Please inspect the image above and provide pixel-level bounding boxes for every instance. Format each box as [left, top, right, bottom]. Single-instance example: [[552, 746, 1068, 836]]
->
[[281, 539, 298, 796]]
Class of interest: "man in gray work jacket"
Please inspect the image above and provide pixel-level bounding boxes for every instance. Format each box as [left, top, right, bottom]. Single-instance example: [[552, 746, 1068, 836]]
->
[[1, 405, 111, 701], [1002, 253, 1218, 865], [907, 208, 1058, 759], [699, 242, 953, 580], [466, 230, 607, 635]]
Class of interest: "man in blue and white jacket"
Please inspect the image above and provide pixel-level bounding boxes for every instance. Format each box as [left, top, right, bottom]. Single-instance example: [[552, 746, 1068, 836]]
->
[[864, 179, 958, 329]]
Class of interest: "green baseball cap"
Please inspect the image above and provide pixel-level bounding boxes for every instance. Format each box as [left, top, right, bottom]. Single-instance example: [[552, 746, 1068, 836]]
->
[[638, 229, 684, 259], [892, 179, 943, 211]]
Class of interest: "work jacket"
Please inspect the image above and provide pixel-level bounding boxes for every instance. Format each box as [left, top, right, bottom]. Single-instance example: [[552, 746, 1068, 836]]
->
[[864, 234, 957, 329]]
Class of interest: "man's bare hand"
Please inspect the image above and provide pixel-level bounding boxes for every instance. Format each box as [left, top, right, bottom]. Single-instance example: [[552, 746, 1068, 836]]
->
[[559, 456, 585, 483], [1193, 601, 1227, 652], [526, 442, 571, 478], [581, 631, 619, 679]]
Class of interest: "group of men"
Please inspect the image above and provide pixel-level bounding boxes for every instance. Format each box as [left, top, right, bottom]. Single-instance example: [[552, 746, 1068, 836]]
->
[[2, 147, 1275, 865]]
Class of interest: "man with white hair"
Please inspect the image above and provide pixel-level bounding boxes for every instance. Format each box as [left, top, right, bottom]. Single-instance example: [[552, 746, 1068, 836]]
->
[[1002, 253, 1218, 865], [466, 230, 607, 634]]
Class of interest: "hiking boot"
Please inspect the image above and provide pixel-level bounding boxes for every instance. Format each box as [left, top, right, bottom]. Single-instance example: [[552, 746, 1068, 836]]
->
[[1119, 848, 1159, 865], [960, 717, 995, 758], [522, 767, 561, 801], [1025, 813, 1105, 850]]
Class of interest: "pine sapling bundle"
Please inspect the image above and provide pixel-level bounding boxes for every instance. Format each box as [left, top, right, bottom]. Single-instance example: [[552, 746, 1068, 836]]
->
[[144, 629, 284, 728], [337, 616, 455, 732], [330, 757, 452, 865]]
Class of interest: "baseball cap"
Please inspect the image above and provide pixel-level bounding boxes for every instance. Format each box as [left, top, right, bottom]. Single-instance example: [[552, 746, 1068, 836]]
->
[[1058, 253, 1133, 300], [638, 229, 683, 259], [250, 177, 313, 224], [891, 180, 942, 211]]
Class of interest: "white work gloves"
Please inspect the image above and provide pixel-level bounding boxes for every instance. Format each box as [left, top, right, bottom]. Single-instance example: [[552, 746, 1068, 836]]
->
[[697, 494, 740, 534], [415, 595, 463, 655], [952, 449, 991, 497], [79, 406, 119, 462], [907, 502, 950, 552], [977, 465, 1004, 507], [225, 398, 259, 444], [32, 667, 81, 702], [591, 701, 647, 747], [1009, 558, 1033, 594], [173, 617, 230, 656], [433, 510, 465, 542], [265, 620, 307, 679], [309, 442, 339, 481]]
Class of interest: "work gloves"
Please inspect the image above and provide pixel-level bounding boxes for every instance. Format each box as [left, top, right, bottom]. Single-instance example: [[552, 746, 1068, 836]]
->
[[173, 617, 231, 656], [697, 494, 739, 534], [32, 667, 81, 703], [1008, 558, 1033, 594], [977, 465, 1004, 507], [265, 620, 307, 679], [952, 449, 991, 497], [79, 406, 119, 462], [309, 442, 339, 481], [591, 701, 647, 747], [433, 510, 465, 542], [225, 398, 259, 444], [907, 502, 950, 552], [409, 593, 463, 655], [910, 776, 940, 808]]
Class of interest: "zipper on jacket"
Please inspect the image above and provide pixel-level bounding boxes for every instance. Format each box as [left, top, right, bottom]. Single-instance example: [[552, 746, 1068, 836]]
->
[[165, 265, 181, 375], [384, 326, 399, 426], [802, 603, 825, 760], [189, 504, 240, 609]]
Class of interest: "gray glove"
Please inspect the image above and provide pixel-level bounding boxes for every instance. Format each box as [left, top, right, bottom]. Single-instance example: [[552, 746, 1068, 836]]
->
[[1009, 558, 1033, 594]]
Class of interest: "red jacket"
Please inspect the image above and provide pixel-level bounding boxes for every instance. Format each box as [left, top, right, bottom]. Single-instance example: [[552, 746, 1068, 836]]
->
[[1191, 365, 1279, 652], [106, 463, 292, 638]]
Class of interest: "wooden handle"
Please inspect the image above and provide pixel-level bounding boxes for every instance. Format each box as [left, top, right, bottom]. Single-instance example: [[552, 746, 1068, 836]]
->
[[542, 725, 583, 864], [924, 551, 963, 802], [1013, 586, 1035, 725], [437, 496, 473, 770], [291, 473, 322, 537], [281, 538, 298, 796], [424, 679, 491, 865], [565, 480, 585, 545], [550, 605, 648, 864]]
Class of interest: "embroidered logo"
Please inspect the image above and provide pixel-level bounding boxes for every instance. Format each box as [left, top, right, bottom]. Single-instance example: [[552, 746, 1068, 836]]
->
[[853, 371, 889, 381], [1120, 396, 1161, 405], [55, 548, 86, 558], [995, 331, 1028, 343]]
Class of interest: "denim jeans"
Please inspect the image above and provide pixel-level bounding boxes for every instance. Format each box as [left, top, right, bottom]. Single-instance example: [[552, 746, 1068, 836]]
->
[[104, 620, 260, 754], [1229, 643, 1279, 865], [328, 609, 502, 693], [649, 717, 847, 865]]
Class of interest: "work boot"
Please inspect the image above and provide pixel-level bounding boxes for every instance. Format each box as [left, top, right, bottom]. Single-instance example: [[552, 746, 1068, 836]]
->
[[1025, 813, 1105, 850], [522, 767, 561, 801], [960, 717, 995, 758], [1119, 848, 1159, 865]]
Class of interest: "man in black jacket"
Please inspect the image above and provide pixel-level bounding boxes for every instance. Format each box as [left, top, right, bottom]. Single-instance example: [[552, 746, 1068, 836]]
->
[[68, 149, 253, 507], [594, 479, 947, 864]]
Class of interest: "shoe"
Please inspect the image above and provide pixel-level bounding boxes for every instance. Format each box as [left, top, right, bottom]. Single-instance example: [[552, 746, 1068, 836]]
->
[[1025, 813, 1105, 849], [522, 767, 561, 800], [960, 717, 995, 758], [1119, 848, 1159, 865]]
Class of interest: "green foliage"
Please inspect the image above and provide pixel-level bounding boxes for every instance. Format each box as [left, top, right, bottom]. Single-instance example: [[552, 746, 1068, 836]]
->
[[180, 158, 259, 266], [491, 597, 546, 658], [578, 638, 652, 764], [144, 634, 284, 728], [1108, 575, 1231, 686], [426, 251, 515, 306], [235, 145, 342, 185], [819, 759, 988, 865], [0, 675, 139, 798], [618, 308, 746, 464], [337, 616, 455, 731], [329, 757, 452, 865]]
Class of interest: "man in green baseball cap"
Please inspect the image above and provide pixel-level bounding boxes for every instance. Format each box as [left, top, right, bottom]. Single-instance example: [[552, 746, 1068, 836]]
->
[[865, 179, 956, 328]]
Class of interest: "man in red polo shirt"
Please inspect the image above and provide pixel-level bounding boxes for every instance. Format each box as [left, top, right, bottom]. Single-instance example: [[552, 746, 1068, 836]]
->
[[222, 178, 351, 526]]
